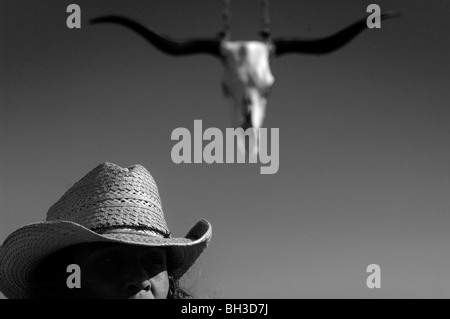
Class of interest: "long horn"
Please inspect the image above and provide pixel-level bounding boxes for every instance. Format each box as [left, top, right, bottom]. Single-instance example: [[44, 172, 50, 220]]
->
[[273, 12, 400, 57], [90, 15, 222, 58]]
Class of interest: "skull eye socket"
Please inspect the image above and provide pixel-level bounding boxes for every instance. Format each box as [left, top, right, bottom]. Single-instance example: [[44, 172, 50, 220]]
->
[[262, 86, 271, 98], [222, 82, 230, 97]]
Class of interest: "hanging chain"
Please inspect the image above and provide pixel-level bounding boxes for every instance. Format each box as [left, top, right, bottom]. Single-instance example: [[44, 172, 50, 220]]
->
[[221, 0, 271, 41], [261, 0, 271, 40], [221, 0, 231, 40]]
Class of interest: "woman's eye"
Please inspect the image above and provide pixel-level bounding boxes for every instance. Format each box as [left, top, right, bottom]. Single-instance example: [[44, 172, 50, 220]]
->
[[100, 256, 117, 264], [144, 257, 164, 269]]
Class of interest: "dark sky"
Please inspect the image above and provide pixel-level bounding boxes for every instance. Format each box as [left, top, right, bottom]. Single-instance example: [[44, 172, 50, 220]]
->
[[1, 0, 450, 298]]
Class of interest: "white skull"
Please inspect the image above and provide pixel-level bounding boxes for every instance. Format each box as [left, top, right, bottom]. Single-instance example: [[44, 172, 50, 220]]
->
[[220, 41, 275, 130]]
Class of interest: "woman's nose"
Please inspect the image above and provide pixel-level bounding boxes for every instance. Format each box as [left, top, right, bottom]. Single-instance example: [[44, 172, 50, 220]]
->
[[123, 261, 152, 293]]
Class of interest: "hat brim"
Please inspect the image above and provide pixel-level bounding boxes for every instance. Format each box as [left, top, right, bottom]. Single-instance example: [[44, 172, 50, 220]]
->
[[0, 219, 211, 299]]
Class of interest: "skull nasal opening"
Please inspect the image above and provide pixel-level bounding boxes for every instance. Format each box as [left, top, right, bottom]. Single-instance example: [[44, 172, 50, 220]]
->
[[242, 92, 252, 107]]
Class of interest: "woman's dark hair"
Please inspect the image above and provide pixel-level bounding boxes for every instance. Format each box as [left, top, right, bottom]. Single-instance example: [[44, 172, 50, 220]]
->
[[168, 275, 193, 299], [29, 243, 194, 299]]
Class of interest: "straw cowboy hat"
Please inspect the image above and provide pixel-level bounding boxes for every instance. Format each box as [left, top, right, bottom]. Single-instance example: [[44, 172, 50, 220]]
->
[[0, 162, 212, 299]]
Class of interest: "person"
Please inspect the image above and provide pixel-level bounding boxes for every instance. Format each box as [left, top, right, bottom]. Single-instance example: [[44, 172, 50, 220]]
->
[[0, 162, 212, 299]]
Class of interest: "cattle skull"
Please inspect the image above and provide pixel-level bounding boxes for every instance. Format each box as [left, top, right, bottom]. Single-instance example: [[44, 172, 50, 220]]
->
[[220, 41, 274, 131], [90, 12, 398, 153]]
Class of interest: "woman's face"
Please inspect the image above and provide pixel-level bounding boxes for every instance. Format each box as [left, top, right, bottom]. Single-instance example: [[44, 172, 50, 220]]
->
[[71, 243, 169, 299]]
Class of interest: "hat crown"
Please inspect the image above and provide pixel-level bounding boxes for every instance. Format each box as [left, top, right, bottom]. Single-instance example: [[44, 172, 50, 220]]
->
[[47, 162, 170, 237]]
